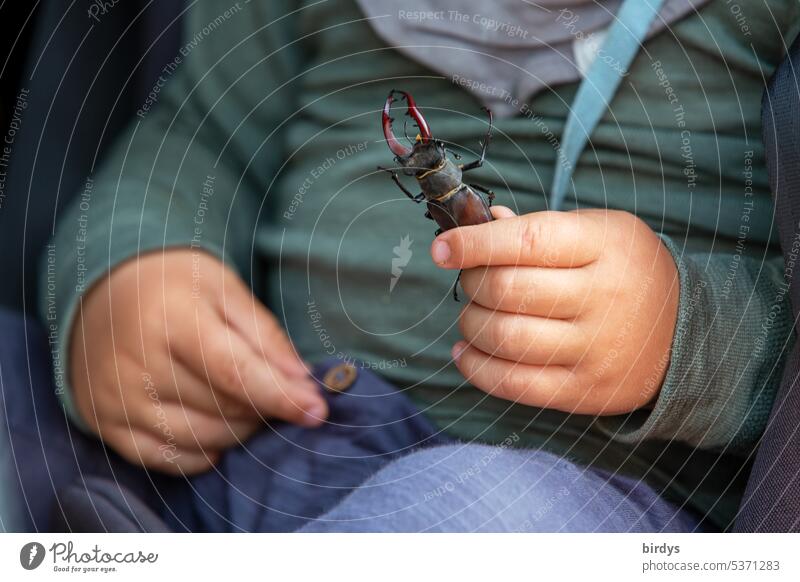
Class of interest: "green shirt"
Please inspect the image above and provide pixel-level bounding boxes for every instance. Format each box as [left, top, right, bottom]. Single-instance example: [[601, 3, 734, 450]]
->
[[43, 0, 800, 530]]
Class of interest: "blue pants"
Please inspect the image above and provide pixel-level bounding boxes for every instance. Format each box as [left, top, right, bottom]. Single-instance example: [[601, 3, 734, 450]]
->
[[1, 314, 701, 533], [300, 445, 700, 533]]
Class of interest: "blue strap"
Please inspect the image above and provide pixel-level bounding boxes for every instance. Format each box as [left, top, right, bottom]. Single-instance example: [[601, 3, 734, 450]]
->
[[549, 0, 666, 210]]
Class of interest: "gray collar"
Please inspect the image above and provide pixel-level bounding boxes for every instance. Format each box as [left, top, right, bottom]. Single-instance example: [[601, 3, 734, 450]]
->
[[355, 0, 711, 116]]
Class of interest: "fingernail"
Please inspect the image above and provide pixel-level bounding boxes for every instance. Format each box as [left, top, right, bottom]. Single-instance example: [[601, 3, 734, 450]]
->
[[302, 402, 327, 427], [452, 341, 467, 361], [432, 239, 451, 264]]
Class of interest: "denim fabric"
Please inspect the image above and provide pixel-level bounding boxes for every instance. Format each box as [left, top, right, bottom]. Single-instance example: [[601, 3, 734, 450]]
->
[[300, 445, 702, 533], [162, 360, 450, 532], [0, 314, 449, 532], [0, 313, 701, 533]]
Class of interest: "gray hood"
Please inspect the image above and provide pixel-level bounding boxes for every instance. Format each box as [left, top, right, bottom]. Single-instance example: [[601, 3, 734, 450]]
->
[[356, 0, 712, 116]]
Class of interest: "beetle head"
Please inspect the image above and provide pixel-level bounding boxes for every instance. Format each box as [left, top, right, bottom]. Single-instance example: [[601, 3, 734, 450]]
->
[[399, 139, 447, 176]]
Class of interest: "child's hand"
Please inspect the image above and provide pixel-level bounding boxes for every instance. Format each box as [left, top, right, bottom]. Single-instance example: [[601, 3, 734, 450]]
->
[[70, 249, 327, 475], [432, 207, 680, 415]]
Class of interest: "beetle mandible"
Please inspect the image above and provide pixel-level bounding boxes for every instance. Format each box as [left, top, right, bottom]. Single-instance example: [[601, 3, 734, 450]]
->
[[378, 89, 495, 301]]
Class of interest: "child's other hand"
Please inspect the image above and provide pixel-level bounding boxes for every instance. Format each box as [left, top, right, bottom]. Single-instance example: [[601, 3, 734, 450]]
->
[[70, 249, 327, 475], [432, 207, 679, 416]]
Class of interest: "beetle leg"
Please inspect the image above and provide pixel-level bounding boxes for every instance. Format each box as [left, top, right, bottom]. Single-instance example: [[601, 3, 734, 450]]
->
[[460, 107, 493, 173], [378, 166, 425, 203], [452, 270, 462, 302], [469, 183, 495, 207], [424, 210, 433, 220]]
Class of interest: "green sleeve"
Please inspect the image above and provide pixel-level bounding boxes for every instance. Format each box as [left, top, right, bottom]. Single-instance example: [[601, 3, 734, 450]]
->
[[597, 4, 800, 452], [599, 237, 795, 453], [39, 0, 302, 427]]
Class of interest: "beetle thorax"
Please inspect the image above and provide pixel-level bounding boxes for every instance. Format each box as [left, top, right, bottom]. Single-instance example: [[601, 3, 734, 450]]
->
[[415, 157, 462, 200], [398, 142, 462, 200]]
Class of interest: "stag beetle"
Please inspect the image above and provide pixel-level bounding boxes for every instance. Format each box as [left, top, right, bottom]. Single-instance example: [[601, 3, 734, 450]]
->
[[379, 90, 495, 300]]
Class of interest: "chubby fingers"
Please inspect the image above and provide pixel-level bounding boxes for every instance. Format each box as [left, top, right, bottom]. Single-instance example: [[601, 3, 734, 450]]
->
[[141, 360, 260, 421], [104, 425, 221, 476], [219, 274, 311, 380], [452, 342, 582, 411], [173, 305, 328, 428], [459, 265, 593, 318], [431, 210, 602, 269], [458, 302, 584, 365], [143, 402, 260, 450]]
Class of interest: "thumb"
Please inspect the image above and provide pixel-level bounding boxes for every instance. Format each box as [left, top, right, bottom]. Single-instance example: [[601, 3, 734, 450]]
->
[[430, 210, 601, 270]]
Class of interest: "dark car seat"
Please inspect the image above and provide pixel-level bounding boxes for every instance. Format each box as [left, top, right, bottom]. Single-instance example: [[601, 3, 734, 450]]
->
[[734, 31, 800, 533], [0, 0, 184, 532]]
